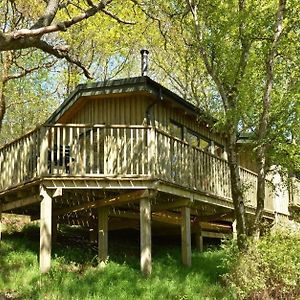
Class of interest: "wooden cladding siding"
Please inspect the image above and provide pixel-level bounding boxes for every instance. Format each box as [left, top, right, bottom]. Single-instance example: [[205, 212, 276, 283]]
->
[[60, 94, 151, 126], [238, 145, 258, 173], [59, 93, 224, 147], [0, 124, 281, 214], [153, 100, 225, 146]]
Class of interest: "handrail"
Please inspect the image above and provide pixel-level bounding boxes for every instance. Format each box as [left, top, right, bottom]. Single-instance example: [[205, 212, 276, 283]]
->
[[45, 124, 150, 129], [0, 123, 296, 215], [154, 127, 228, 163], [0, 125, 42, 150]]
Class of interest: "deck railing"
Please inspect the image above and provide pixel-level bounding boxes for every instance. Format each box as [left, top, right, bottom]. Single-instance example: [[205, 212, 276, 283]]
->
[[0, 124, 293, 213]]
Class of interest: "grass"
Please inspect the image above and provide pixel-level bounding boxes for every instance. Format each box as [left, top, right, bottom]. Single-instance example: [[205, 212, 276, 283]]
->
[[0, 225, 233, 300]]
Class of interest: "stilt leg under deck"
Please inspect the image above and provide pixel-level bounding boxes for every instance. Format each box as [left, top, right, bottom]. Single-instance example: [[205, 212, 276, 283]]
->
[[140, 198, 152, 276], [195, 227, 203, 252], [40, 186, 52, 273], [98, 207, 108, 262], [232, 219, 237, 240], [181, 207, 191, 267], [52, 216, 58, 245], [0, 208, 2, 242]]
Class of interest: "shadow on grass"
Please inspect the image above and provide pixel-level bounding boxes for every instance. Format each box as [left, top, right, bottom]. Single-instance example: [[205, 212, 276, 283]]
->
[[1, 225, 231, 299]]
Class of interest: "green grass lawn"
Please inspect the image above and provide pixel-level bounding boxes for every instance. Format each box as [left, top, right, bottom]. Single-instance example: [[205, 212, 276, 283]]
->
[[0, 226, 233, 300]]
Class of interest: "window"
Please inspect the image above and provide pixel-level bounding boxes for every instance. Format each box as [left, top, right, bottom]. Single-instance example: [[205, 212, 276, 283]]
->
[[186, 129, 210, 152], [168, 120, 224, 157], [170, 120, 183, 140], [199, 138, 210, 152], [186, 130, 199, 147]]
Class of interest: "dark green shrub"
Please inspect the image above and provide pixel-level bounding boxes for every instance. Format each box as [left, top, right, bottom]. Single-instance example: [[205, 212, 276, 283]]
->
[[222, 226, 300, 299]]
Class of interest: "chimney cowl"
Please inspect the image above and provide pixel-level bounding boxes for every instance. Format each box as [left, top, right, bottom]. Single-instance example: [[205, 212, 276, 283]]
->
[[140, 49, 149, 77]]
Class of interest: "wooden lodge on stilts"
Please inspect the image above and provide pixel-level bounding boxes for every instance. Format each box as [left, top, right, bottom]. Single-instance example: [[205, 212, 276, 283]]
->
[[0, 75, 299, 275]]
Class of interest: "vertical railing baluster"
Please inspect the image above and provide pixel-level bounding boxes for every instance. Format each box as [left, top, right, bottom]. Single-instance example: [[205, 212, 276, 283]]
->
[[90, 126, 94, 174], [61, 126, 66, 174], [69, 126, 73, 175], [39, 127, 49, 176]]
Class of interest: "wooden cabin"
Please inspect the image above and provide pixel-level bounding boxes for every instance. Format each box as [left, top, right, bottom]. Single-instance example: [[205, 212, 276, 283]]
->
[[0, 76, 299, 275]]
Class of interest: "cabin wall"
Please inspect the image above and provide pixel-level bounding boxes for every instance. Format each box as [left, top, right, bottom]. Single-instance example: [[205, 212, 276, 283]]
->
[[238, 145, 258, 173], [152, 100, 225, 146], [57, 93, 225, 147], [60, 94, 151, 125]]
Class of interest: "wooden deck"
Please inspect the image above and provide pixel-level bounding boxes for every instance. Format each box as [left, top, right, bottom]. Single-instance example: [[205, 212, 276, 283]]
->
[[1, 123, 299, 274], [0, 124, 279, 213]]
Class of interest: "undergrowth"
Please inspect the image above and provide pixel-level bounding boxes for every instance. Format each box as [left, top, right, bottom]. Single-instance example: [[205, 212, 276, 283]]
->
[[0, 225, 232, 300], [1, 222, 299, 300], [222, 226, 300, 300]]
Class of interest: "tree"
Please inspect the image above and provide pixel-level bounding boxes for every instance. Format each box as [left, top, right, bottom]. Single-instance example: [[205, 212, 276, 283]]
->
[[0, 0, 139, 129], [137, 0, 299, 248]]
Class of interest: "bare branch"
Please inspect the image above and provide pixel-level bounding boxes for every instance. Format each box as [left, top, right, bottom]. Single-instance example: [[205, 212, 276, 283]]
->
[[9, 0, 112, 40], [86, 0, 96, 6], [31, 0, 59, 29], [6, 61, 55, 81], [102, 9, 136, 25], [36, 40, 93, 78]]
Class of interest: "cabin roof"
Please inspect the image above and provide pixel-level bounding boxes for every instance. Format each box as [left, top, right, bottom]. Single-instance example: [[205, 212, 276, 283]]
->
[[46, 76, 213, 124]]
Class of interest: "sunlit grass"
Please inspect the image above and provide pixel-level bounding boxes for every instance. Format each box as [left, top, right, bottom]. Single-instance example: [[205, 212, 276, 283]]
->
[[0, 226, 233, 300]]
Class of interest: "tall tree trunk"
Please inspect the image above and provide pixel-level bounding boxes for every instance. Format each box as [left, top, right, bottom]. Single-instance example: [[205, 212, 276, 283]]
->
[[227, 123, 248, 249], [253, 145, 266, 238], [0, 83, 6, 131], [253, 0, 286, 237], [0, 53, 10, 131]]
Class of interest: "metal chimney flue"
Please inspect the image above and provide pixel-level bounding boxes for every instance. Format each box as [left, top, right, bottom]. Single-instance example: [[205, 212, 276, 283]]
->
[[140, 49, 149, 76]]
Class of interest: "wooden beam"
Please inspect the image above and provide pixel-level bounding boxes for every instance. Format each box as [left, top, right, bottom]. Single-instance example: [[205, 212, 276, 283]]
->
[[140, 198, 152, 276], [153, 211, 181, 225], [2, 195, 40, 212], [197, 221, 232, 232], [191, 211, 234, 222], [152, 198, 191, 212], [54, 190, 153, 216], [109, 209, 232, 234], [202, 231, 228, 239], [109, 209, 181, 226], [181, 207, 191, 267], [39, 186, 52, 273], [109, 219, 139, 231], [98, 207, 108, 262]]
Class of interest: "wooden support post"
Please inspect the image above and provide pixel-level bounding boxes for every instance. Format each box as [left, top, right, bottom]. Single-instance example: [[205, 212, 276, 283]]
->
[[195, 227, 203, 252], [0, 207, 2, 242], [181, 207, 191, 267], [232, 219, 237, 240], [140, 198, 152, 276], [98, 207, 108, 262], [52, 216, 58, 245], [40, 186, 52, 273]]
